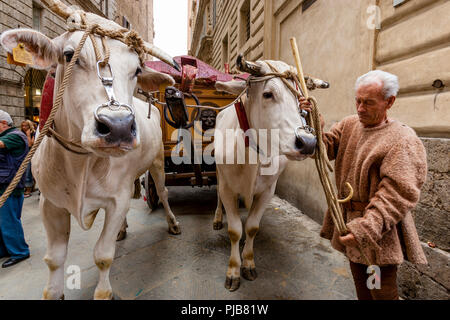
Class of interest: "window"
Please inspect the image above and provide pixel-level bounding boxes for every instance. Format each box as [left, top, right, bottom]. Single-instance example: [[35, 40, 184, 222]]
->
[[302, 0, 317, 12], [105, 0, 109, 18], [239, 0, 251, 46], [393, 0, 408, 7], [122, 16, 131, 30], [222, 33, 229, 69], [32, 3, 42, 31], [212, 0, 217, 29]]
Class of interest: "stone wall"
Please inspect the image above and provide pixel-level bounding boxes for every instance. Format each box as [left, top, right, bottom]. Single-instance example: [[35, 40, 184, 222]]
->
[[189, 0, 265, 72], [398, 138, 450, 300]]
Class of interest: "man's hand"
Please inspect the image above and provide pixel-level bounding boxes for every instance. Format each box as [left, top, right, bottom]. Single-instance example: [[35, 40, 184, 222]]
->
[[339, 233, 359, 247], [299, 97, 325, 129], [299, 97, 312, 113]]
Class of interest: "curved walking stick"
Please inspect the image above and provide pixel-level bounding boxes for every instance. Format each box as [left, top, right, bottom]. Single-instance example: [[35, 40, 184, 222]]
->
[[337, 182, 354, 203]]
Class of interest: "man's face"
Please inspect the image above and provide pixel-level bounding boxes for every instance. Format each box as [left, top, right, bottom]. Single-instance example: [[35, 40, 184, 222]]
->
[[355, 83, 395, 128], [0, 121, 10, 134]]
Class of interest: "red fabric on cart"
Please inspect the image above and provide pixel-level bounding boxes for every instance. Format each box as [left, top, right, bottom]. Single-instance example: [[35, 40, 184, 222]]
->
[[145, 55, 249, 85], [39, 71, 55, 131]]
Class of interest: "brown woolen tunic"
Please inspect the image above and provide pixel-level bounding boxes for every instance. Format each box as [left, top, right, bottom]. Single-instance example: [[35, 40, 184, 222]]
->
[[320, 115, 428, 266]]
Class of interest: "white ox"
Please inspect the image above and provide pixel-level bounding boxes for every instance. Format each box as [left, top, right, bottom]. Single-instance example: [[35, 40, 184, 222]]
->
[[1, 1, 180, 300], [213, 56, 328, 291]]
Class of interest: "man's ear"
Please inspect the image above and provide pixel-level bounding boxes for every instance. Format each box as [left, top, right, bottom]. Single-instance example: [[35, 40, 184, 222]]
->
[[137, 66, 175, 92], [386, 96, 396, 110], [0, 29, 59, 69], [215, 80, 247, 95]]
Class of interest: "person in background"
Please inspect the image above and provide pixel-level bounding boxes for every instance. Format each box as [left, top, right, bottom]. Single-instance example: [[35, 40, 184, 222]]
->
[[20, 120, 35, 198], [0, 110, 30, 268]]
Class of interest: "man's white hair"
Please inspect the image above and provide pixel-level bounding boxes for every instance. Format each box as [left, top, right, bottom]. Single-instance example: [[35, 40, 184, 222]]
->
[[355, 70, 399, 99]]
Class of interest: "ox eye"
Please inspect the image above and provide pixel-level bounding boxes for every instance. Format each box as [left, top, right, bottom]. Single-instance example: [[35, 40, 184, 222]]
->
[[134, 67, 142, 77], [64, 50, 79, 65], [263, 92, 273, 99], [64, 50, 74, 62]]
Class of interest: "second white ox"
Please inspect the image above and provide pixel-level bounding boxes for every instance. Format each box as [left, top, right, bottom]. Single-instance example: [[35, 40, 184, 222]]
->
[[213, 56, 328, 291], [1, 1, 180, 300]]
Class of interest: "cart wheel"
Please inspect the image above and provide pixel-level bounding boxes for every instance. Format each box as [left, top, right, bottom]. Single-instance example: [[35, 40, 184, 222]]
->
[[144, 171, 159, 210]]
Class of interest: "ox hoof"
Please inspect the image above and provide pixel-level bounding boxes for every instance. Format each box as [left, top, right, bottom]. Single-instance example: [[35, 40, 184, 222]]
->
[[168, 224, 181, 235], [213, 221, 223, 230], [225, 276, 240, 292], [94, 290, 114, 300], [116, 230, 127, 242], [241, 267, 258, 281]]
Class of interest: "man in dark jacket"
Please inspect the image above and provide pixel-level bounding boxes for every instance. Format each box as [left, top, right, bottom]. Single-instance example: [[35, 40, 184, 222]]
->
[[0, 110, 30, 268]]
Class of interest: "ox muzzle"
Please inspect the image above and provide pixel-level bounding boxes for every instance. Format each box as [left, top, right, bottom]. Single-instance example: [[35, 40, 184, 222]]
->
[[94, 61, 137, 147]]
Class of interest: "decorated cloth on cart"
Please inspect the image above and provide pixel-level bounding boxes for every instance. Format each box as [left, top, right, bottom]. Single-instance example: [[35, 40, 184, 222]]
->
[[145, 55, 249, 87]]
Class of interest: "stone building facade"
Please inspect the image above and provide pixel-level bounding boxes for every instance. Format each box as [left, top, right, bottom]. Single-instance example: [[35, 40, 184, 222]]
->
[[0, 0, 154, 125], [189, 0, 449, 299]]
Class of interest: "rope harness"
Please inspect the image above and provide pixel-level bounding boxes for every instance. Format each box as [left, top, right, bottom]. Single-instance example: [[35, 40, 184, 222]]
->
[[0, 15, 154, 208]]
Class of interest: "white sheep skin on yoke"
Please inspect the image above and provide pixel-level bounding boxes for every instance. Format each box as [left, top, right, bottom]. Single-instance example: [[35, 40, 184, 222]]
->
[[0, 0, 180, 300]]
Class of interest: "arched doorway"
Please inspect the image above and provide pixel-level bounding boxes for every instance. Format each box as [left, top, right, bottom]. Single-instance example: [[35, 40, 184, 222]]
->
[[24, 68, 46, 124]]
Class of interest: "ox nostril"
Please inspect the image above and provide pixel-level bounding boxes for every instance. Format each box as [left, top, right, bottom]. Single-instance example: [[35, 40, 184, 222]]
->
[[295, 133, 317, 155], [96, 121, 111, 136], [295, 136, 305, 150]]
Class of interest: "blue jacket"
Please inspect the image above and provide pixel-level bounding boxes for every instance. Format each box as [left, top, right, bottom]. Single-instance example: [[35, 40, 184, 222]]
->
[[0, 129, 29, 190]]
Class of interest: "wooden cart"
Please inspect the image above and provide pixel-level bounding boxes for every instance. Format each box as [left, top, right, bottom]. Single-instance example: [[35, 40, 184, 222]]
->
[[141, 56, 238, 209]]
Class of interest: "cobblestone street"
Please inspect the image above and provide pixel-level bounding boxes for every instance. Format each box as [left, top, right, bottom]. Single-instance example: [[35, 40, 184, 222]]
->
[[0, 186, 356, 300]]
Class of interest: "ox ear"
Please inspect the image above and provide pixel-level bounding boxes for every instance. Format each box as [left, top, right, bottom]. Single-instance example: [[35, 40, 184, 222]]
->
[[137, 66, 175, 92], [215, 80, 247, 95], [0, 29, 60, 69]]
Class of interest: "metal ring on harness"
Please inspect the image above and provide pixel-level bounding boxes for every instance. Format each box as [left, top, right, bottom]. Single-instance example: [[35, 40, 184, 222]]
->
[[295, 124, 315, 138], [94, 102, 135, 123]]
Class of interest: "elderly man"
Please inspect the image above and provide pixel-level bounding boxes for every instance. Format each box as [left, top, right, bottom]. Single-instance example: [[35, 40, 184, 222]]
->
[[0, 110, 30, 268], [300, 70, 427, 300]]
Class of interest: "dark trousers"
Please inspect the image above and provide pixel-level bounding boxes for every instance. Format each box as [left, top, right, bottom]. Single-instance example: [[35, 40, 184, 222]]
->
[[349, 261, 399, 300], [0, 194, 30, 259]]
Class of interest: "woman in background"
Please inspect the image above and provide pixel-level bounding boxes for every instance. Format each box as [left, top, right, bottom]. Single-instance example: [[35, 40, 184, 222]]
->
[[20, 120, 35, 198]]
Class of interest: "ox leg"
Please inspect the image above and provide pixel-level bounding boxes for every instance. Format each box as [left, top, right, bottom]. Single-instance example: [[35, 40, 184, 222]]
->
[[116, 217, 128, 242], [41, 197, 70, 300], [213, 186, 224, 230], [220, 186, 241, 291], [149, 155, 180, 235], [93, 203, 129, 300], [241, 183, 276, 281]]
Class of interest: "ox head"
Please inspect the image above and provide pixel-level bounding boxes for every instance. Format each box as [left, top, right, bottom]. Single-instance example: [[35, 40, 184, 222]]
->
[[0, 0, 178, 157], [216, 55, 329, 161]]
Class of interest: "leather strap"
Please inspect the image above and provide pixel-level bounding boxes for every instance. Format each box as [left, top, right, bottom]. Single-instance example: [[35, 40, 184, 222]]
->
[[342, 201, 369, 212], [234, 100, 250, 147], [47, 127, 91, 155]]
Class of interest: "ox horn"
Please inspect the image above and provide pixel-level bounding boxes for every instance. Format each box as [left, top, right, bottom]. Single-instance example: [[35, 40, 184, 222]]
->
[[41, 0, 75, 20], [144, 41, 181, 72], [237, 54, 262, 76]]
